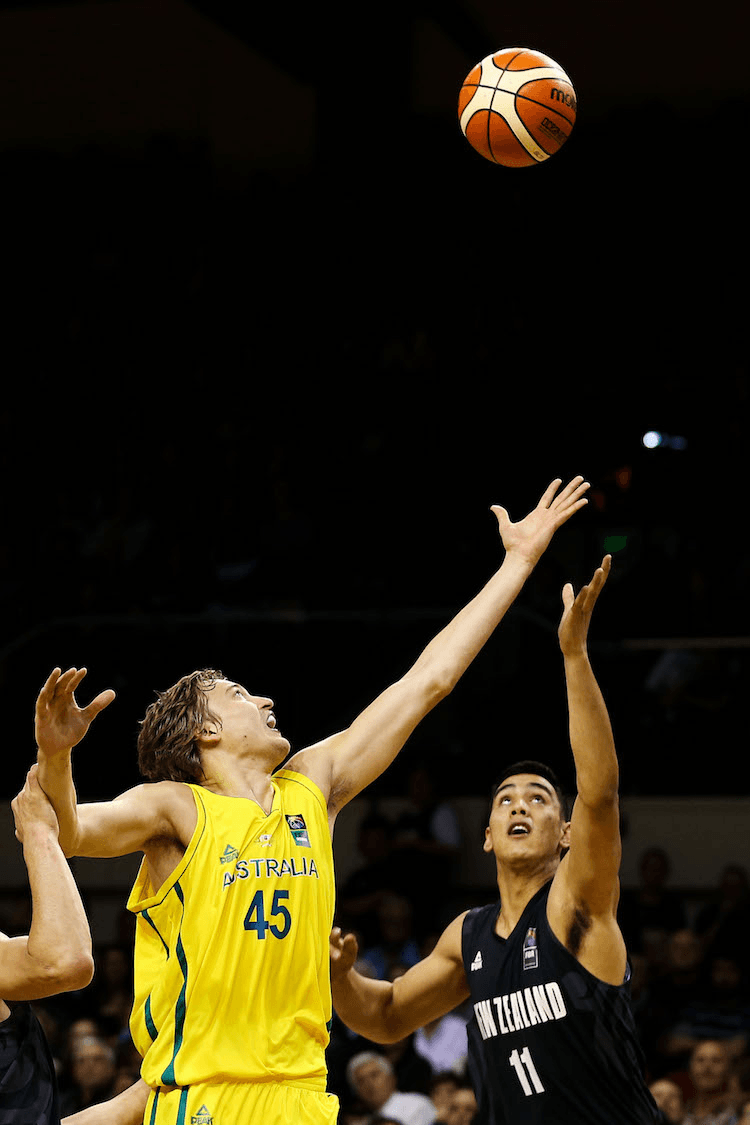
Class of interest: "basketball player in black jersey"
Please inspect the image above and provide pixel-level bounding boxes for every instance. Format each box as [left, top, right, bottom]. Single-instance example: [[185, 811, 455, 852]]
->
[[331, 554, 665, 1124], [1, 766, 94, 1125]]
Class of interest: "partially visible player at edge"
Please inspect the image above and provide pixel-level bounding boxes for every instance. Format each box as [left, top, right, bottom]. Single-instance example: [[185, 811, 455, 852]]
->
[[1, 767, 94, 1124], [330, 554, 666, 1124], [36, 477, 589, 1125]]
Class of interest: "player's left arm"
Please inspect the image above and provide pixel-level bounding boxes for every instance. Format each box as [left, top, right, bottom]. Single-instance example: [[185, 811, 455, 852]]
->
[[287, 477, 590, 820], [549, 555, 627, 981]]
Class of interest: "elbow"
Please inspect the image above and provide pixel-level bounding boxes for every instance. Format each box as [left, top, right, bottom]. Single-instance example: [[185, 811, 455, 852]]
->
[[49, 951, 95, 993]]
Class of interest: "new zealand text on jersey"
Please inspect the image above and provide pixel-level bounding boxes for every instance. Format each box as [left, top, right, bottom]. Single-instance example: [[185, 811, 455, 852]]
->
[[474, 980, 567, 1039], [222, 856, 319, 889]]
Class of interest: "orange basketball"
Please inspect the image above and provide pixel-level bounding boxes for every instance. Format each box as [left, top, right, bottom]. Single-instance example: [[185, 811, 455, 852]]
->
[[458, 47, 577, 168]]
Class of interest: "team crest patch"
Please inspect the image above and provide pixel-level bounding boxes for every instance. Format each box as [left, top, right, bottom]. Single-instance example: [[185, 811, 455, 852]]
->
[[258, 833, 273, 847], [191, 1106, 213, 1124], [219, 844, 238, 865], [285, 814, 311, 847], [523, 927, 539, 970]]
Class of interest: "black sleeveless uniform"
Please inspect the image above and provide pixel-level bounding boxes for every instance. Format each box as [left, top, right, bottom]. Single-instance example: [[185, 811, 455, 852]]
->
[[461, 882, 662, 1124], [0, 1002, 60, 1125]]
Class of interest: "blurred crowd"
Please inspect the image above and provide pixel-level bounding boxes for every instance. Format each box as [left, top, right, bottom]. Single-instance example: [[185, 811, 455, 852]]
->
[[2, 764, 748, 1125]]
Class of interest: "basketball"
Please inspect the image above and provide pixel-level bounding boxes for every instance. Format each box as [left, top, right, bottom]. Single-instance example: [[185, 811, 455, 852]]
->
[[458, 48, 577, 168]]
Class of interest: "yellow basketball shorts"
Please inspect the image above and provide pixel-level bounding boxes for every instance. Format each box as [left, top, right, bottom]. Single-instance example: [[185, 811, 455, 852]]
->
[[144, 1081, 340, 1125]]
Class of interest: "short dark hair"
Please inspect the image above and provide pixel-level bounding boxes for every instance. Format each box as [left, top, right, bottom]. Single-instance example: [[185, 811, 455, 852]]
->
[[137, 668, 225, 784], [490, 760, 572, 819]]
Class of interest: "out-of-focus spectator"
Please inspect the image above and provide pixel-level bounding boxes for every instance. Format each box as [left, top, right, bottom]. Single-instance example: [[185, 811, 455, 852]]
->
[[736, 1095, 750, 1123], [649, 1077, 685, 1124], [346, 1050, 437, 1125], [660, 954, 750, 1064], [428, 1071, 460, 1125], [413, 1012, 468, 1077], [647, 930, 705, 1071], [444, 1081, 477, 1125], [681, 1039, 737, 1125], [391, 767, 461, 938], [694, 865, 750, 972], [361, 895, 421, 980], [337, 812, 400, 948], [619, 847, 687, 972], [59, 1035, 117, 1116]]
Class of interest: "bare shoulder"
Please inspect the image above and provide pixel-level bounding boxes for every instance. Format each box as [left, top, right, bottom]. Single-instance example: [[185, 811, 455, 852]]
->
[[283, 742, 338, 803], [547, 860, 627, 986], [433, 909, 470, 963]]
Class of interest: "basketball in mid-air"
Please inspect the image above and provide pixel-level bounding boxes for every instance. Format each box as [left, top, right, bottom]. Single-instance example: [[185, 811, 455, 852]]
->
[[458, 48, 577, 168]]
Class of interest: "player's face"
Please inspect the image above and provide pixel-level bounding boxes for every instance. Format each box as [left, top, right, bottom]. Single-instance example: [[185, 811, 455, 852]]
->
[[484, 774, 569, 865], [203, 680, 290, 761]]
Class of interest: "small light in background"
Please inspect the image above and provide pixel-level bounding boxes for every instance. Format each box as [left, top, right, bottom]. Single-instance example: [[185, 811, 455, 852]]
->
[[642, 431, 688, 451]]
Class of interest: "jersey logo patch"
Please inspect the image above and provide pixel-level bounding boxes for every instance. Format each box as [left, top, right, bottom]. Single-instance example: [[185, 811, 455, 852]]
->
[[523, 927, 539, 970], [471, 950, 483, 971], [191, 1107, 213, 1124], [285, 814, 311, 847], [258, 833, 273, 847], [219, 845, 239, 864]]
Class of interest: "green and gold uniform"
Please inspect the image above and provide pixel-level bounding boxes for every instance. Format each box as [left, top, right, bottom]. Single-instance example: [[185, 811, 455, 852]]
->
[[127, 769, 338, 1125]]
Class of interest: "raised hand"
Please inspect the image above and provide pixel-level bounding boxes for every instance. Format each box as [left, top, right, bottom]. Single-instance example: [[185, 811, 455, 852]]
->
[[329, 926, 360, 980], [35, 667, 116, 759], [492, 476, 589, 566], [558, 554, 612, 656]]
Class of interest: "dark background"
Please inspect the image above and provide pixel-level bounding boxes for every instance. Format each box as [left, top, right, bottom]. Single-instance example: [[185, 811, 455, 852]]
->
[[0, 0, 748, 807]]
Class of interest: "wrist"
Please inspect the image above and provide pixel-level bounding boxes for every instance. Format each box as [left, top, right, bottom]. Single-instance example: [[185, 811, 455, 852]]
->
[[22, 822, 60, 846]]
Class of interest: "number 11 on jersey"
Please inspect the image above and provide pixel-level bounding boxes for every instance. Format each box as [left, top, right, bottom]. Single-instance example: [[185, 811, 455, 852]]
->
[[509, 1046, 545, 1095]]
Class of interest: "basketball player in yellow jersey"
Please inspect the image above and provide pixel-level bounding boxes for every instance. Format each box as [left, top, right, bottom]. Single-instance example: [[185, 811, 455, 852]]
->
[[40, 478, 589, 1125]]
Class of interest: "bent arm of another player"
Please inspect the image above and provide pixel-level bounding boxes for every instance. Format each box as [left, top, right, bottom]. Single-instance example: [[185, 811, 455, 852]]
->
[[293, 477, 589, 814], [0, 768, 94, 1002], [62, 1078, 151, 1125], [329, 913, 470, 1042]]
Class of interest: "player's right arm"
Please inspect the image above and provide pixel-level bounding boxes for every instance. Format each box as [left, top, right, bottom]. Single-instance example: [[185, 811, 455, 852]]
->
[[329, 913, 470, 1042], [34, 667, 196, 856], [0, 767, 94, 1002]]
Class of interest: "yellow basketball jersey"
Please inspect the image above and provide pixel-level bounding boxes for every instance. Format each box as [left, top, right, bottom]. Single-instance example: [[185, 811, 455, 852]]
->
[[127, 770, 335, 1090]]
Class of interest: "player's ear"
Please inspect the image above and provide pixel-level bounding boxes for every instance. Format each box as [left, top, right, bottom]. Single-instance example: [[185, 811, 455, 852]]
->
[[196, 726, 220, 746], [483, 825, 494, 854], [560, 820, 572, 850]]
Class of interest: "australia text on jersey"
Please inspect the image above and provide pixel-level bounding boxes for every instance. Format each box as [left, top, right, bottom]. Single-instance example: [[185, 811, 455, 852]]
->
[[473, 980, 567, 1039], [222, 856, 320, 889]]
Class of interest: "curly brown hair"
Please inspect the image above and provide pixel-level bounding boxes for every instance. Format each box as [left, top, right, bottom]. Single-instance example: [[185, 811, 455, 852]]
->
[[137, 668, 226, 784]]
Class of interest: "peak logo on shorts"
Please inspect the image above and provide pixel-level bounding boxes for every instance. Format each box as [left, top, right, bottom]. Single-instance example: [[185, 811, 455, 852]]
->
[[286, 814, 310, 847], [191, 1106, 213, 1124]]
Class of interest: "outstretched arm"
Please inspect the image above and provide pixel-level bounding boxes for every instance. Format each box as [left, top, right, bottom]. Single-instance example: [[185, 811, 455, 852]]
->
[[290, 477, 589, 817], [549, 555, 627, 979], [329, 915, 470, 1042], [62, 1078, 151, 1125], [0, 768, 94, 1002]]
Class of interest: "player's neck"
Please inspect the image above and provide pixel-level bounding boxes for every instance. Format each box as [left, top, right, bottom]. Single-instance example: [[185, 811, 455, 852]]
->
[[200, 750, 278, 812], [494, 861, 556, 938]]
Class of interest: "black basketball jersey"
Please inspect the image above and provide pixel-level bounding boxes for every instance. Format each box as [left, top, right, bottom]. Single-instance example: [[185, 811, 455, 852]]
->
[[461, 882, 662, 1125], [0, 1002, 60, 1125]]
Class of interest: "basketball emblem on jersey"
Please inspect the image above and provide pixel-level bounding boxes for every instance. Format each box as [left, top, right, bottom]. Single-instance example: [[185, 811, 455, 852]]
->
[[258, 833, 273, 848], [285, 814, 311, 847], [523, 927, 539, 970], [191, 1106, 213, 1124]]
